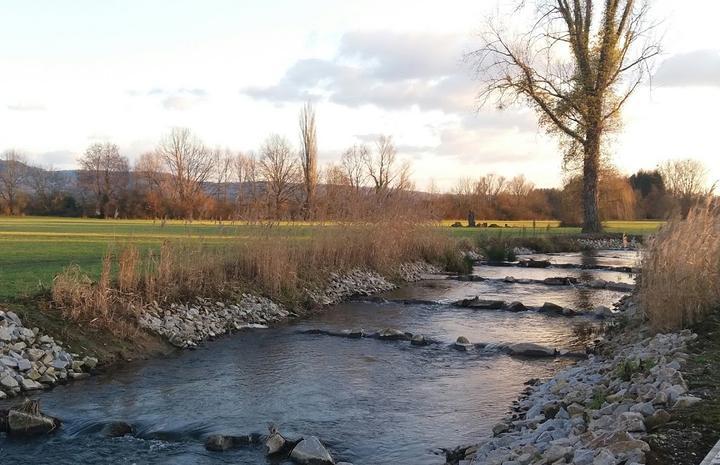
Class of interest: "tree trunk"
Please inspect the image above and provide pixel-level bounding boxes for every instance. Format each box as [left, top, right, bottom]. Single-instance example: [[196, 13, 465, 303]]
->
[[582, 131, 602, 233]]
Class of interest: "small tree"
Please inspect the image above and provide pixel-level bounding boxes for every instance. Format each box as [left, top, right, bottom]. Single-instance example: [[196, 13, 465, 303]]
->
[[470, 0, 660, 232], [259, 134, 299, 219], [341, 144, 369, 193], [78, 143, 129, 218], [0, 150, 28, 215]]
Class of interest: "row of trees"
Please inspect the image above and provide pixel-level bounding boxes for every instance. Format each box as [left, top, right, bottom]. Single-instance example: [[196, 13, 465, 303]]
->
[[0, 105, 419, 220], [0, 133, 713, 223]]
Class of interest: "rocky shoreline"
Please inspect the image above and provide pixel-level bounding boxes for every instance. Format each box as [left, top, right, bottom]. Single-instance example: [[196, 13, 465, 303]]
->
[[449, 298, 700, 465], [0, 310, 97, 400]]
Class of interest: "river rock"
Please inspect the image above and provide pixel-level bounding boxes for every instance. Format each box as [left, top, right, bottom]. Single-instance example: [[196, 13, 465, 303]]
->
[[102, 421, 133, 437], [543, 277, 579, 286], [519, 259, 551, 268], [539, 302, 564, 314], [454, 336, 473, 351], [290, 436, 335, 465], [616, 412, 645, 432], [672, 395, 701, 409], [377, 328, 409, 341], [266, 430, 286, 455], [506, 301, 527, 312], [4, 401, 61, 436], [644, 409, 670, 431], [410, 334, 429, 346], [205, 434, 235, 451], [507, 343, 556, 357]]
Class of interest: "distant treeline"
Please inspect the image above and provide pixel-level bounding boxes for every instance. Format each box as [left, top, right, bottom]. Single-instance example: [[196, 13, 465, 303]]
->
[[0, 128, 715, 223]]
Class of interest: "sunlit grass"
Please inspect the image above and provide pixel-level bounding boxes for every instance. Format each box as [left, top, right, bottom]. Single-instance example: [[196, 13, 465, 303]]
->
[[0, 215, 662, 299]]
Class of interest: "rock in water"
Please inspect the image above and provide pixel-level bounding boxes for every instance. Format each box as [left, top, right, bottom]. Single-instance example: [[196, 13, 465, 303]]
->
[[205, 434, 235, 451], [453, 336, 473, 351], [539, 302, 564, 314], [519, 259, 551, 268], [507, 343, 557, 357], [266, 430, 286, 455], [7, 410, 59, 436], [290, 436, 335, 465], [376, 328, 410, 341], [410, 334, 429, 346], [101, 421, 133, 438], [506, 301, 527, 312]]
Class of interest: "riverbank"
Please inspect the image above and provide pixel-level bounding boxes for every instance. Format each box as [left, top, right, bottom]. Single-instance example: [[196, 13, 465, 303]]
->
[[447, 294, 713, 465]]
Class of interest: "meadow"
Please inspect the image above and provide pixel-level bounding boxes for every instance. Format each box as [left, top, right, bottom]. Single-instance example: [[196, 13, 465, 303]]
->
[[0, 216, 663, 300]]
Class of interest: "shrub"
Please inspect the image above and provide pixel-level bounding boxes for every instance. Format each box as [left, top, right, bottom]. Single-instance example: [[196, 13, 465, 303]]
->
[[640, 205, 720, 331]]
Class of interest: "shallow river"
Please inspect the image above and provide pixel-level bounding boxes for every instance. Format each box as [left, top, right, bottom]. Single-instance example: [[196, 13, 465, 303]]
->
[[0, 250, 639, 465]]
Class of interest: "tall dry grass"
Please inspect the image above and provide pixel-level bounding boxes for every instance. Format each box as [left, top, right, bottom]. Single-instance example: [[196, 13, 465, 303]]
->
[[640, 205, 720, 331], [51, 222, 468, 335]]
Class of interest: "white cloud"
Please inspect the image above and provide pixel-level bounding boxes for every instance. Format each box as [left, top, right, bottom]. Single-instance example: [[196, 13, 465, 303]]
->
[[655, 50, 720, 87]]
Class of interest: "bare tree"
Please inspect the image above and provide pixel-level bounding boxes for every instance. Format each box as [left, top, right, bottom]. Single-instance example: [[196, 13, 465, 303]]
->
[[156, 128, 213, 218], [0, 150, 28, 215], [364, 135, 400, 196], [469, 0, 660, 232], [27, 164, 64, 214], [212, 148, 234, 205], [78, 143, 129, 218], [341, 144, 369, 192], [659, 159, 717, 215], [507, 174, 535, 206], [259, 134, 299, 219], [299, 102, 318, 218]]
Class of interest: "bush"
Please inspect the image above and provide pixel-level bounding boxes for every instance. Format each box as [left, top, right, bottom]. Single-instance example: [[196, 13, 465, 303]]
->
[[640, 205, 720, 331]]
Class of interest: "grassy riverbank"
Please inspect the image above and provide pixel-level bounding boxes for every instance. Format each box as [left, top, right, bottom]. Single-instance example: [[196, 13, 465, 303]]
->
[[0, 216, 660, 299]]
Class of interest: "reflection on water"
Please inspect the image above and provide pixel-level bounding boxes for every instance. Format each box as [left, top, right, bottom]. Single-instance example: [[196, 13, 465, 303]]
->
[[0, 251, 633, 465]]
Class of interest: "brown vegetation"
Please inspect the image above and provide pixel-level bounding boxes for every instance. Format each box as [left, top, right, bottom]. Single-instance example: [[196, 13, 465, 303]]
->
[[640, 205, 720, 331], [50, 222, 469, 335]]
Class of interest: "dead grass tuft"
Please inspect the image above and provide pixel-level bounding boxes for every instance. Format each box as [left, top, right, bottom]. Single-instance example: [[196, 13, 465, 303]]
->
[[640, 205, 720, 331]]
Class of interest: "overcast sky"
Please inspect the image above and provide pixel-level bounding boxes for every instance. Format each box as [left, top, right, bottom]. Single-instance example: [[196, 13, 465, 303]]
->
[[0, 0, 718, 190]]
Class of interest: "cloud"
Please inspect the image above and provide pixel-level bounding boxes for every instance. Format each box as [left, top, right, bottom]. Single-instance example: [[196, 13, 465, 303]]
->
[[32, 150, 76, 168], [7, 103, 46, 112], [130, 87, 209, 110], [655, 50, 720, 87], [242, 31, 476, 113]]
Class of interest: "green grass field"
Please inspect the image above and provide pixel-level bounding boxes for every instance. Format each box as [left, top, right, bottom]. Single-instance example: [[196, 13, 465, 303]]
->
[[0, 216, 663, 300]]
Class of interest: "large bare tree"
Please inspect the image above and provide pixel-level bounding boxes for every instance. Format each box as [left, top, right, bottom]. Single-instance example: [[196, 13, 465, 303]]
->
[[78, 143, 129, 218], [364, 135, 402, 197], [0, 150, 29, 215], [470, 0, 660, 232], [298, 102, 318, 218], [259, 134, 299, 219], [156, 128, 213, 218], [659, 158, 717, 215]]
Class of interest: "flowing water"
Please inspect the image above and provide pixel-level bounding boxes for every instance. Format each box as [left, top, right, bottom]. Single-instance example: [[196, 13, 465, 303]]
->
[[0, 250, 639, 465]]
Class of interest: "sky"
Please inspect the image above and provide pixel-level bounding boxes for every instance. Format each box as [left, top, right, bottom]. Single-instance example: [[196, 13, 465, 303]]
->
[[0, 0, 718, 191]]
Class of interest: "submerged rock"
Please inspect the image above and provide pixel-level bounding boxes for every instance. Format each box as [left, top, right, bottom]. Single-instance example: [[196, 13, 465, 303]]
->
[[101, 421, 133, 438], [290, 435, 335, 465], [376, 328, 410, 341], [538, 302, 564, 315], [507, 343, 557, 357], [519, 259, 551, 268], [265, 427, 287, 455], [506, 301, 527, 312], [410, 334, 430, 346], [453, 297, 505, 310], [453, 336, 473, 352]]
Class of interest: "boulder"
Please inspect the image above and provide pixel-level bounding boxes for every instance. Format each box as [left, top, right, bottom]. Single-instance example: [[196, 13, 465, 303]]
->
[[507, 343, 556, 357], [454, 336, 473, 351], [410, 334, 429, 346], [346, 329, 364, 339], [539, 302, 564, 314], [4, 401, 61, 436], [616, 412, 646, 432], [519, 259, 551, 268], [454, 297, 505, 310], [101, 421, 133, 438], [205, 434, 235, 451], [266, 430, 287, 455], [290, 436, 335, 465], [506, 301, 527, 312], [543, 277, 579, 286], [376, 328, 410, 341], [645, 410, 671, 431], [492, 422, 510, 436], [672, 395, 702, 409]]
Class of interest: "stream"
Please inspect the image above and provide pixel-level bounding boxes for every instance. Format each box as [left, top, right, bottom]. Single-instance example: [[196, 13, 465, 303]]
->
[[0, 250, 639, 465]]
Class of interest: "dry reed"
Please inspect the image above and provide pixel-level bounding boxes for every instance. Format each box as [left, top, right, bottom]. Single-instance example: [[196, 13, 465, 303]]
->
[[640, 205, 720, 331], [51, 222, 467, 335]]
